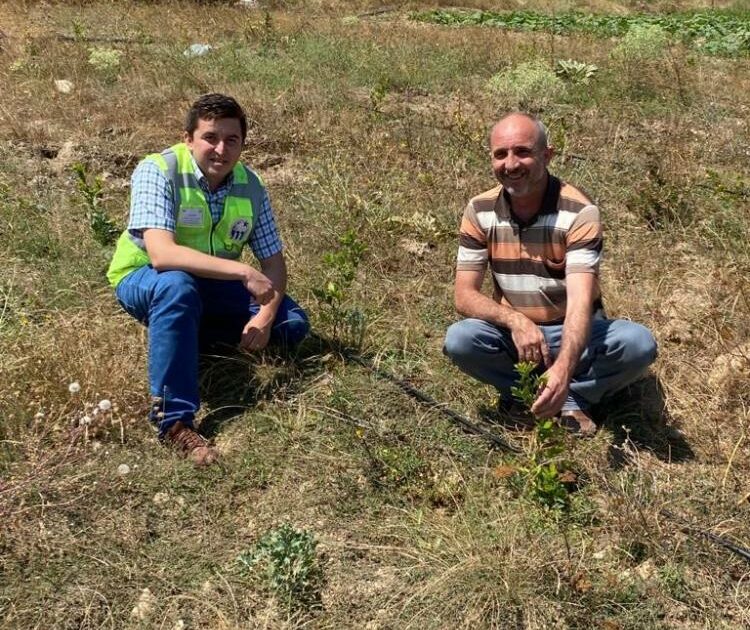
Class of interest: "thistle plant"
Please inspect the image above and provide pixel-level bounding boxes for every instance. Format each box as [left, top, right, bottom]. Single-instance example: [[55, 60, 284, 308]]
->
[[237, 523, 325, 612], [87, 47, 123, 81], [554, 59, 598, 85]]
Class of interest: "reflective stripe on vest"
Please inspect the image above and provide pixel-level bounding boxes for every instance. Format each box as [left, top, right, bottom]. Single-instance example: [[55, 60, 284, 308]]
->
[[106, 143, 265, 287]]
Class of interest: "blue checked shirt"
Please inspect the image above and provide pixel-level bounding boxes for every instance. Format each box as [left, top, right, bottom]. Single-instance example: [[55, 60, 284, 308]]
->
[[127, 155, 283, 260]]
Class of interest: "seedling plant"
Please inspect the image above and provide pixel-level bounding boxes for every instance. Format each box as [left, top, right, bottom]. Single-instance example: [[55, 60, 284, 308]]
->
[[509, 362, 576, 511], [72, 163, 119, 246]]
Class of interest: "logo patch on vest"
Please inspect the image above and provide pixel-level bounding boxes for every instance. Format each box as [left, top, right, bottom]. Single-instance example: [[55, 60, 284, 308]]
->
[[177, 208, 205, 227], [229, 218, 250, 242]]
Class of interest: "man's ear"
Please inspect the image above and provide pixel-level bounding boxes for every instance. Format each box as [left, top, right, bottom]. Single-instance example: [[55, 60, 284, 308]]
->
[[544, 145, 554, 166], [184, 131, 193, 147]]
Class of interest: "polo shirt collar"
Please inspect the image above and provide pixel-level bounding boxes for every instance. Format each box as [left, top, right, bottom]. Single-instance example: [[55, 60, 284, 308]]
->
[[497, 172, 561, 227]]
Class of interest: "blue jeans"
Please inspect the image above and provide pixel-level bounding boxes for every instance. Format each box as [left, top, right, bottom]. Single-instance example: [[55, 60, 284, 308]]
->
[[443, 317, 657, 412], [115, 266, 310, 435]]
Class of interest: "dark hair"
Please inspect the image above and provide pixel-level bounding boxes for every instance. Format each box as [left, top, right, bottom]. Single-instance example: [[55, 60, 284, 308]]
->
[[184, 93, 247, 140]]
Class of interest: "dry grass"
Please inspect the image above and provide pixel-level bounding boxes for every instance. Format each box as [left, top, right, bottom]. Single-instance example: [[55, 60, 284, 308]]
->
[[1, 0, 750, 627]]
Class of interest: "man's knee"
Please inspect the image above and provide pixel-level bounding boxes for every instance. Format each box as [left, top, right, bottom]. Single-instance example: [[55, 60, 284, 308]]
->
[[275, 304, 310, 346], [154, 270, 200, 299], [153, 271, 201, 308], [617, 322, 658, 371], [444, 319, 482, 362]]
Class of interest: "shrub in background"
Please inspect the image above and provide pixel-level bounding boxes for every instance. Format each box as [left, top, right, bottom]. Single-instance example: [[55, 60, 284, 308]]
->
[[87, 47, 123, 81], [611, 24, 670, 62], [487, 60, 565, 109]]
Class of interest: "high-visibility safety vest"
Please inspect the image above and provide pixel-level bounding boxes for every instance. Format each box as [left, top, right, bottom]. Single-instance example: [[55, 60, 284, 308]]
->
[[106, 142, 264, 287]]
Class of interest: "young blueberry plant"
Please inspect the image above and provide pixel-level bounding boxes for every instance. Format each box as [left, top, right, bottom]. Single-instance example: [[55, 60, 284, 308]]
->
[[72, 163, 119, 245], [313, 229, 367, 348], [511, 361, 573, 511]]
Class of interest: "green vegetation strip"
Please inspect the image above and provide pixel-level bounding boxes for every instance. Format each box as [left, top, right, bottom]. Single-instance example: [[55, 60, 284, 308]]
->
[[413, 9, 750, 56]]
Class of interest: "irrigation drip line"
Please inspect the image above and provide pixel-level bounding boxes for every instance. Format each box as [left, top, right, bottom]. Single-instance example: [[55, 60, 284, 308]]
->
[[339, 346, 521, 453], [661, 509, 750, 564], [320, 335, 750, 563]]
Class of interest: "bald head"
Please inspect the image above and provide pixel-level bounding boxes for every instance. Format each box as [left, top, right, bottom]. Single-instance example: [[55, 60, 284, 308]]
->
[[488, 112, 553, 205], [490, 113, 549, 152]]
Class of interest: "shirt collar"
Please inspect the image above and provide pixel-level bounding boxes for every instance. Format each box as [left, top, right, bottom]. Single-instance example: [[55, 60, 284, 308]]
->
[[190, 154, 234, 192], [496, 172, 561, 227]]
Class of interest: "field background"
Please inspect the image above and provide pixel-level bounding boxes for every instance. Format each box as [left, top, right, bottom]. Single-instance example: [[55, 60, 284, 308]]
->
[[1, 0, 750, 628]]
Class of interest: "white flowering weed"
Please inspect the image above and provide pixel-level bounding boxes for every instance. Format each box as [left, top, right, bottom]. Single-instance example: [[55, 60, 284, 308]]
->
[[487, 60, 565, 108], [88, 47, 123, 77]]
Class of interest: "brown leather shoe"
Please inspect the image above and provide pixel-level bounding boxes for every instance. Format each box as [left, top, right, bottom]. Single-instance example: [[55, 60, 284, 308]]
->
[[558, 410, 598, 438], [164, 421, 219, 466]]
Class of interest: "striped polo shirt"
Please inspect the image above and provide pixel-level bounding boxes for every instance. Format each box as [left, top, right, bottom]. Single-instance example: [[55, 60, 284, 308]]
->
[[457, 174, 603, 324]]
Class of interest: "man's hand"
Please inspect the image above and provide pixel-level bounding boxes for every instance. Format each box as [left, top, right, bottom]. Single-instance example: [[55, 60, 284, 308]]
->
[[509, 312, 551, 367], [242, 269, 274, 305], [531, 363, 571, 418], [240, 313, 272, 352]]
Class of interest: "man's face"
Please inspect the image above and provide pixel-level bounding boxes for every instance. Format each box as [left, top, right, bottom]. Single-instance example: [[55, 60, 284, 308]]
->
[[185, 117, 244, 189], [490, 116, 552, 200]]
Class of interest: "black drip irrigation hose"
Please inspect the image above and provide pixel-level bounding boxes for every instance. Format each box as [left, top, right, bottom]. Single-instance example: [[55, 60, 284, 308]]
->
[[661, 509, 750, 564], [321, 336, 750, 564], [338, 347, 521, 453]]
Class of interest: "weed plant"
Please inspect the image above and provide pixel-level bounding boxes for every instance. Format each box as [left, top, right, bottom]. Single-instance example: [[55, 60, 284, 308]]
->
[[487, 60, 566, 110], [237, 523, 325, 613], [72, 163, 119, 245]]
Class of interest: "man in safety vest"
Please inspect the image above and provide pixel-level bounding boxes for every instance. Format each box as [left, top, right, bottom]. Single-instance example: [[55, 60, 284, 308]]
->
[[108, 93, 309, 466]]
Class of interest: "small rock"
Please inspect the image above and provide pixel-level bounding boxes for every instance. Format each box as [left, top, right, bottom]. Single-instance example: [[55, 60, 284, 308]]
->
[[183, 43, 212, 58], [68, 381, 81, 394], [153, 492, 170, 506], [54, 79, 74, 94], [117, 464, 131, 476], [130, 587, 155, 620]]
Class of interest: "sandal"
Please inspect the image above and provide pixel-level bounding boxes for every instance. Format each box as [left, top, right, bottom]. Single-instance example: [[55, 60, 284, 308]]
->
[[558, 411, 598, 438]]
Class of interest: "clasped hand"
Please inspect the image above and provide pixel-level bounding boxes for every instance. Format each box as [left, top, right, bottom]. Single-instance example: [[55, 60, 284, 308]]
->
[[510, 315, 569, 418], [510, 313, 551, 368]]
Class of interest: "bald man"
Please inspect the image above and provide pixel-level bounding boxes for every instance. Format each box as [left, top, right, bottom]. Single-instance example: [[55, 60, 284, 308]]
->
[[443, 113, 657, 436]]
